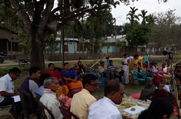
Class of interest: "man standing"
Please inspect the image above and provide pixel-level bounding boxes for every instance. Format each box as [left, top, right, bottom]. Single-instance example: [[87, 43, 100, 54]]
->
[[0, 67, 21, 118], [71, 74, 99, 119], [88, 80, 124, 119], [21, 66, 41, 114], [108, 60, 124, 82]]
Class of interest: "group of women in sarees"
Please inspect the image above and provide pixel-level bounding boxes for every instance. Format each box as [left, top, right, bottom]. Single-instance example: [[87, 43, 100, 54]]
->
[[122, 54, 140, 85], [123, 52, 171, 85], [44, 63, 83, 98]]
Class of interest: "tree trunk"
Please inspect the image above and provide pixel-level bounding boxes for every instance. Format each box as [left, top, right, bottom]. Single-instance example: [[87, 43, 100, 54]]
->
[[30, 33, 45, 73], [61, 27, 65, 67], [82, 40, 84, 59]]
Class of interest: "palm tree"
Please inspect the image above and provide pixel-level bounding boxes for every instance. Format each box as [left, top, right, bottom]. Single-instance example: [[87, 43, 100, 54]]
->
[[146, 14, 156, 26], [126, 7, 139, 26], [139, 10, 148, 25]]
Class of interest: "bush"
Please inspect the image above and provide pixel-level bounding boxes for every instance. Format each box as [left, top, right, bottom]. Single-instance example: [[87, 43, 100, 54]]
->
[[0, 68, 10, 76]]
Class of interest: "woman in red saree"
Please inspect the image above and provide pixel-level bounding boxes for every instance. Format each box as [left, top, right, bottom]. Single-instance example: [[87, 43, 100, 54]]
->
[[45, 63, 69, 97], [149, 83, 170, 101]]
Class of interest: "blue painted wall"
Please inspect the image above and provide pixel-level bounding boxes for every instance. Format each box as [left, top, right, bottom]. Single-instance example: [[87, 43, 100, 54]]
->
[[54, 41, 87, 54], [101, 45, 120, 54]]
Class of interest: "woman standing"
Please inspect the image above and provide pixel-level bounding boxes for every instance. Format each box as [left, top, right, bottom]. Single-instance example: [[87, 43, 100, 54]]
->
[[138, 54, 144, 68], [145, 54, 150, 65], [129, 54, 139, 73], [122, 54, 129, 84]]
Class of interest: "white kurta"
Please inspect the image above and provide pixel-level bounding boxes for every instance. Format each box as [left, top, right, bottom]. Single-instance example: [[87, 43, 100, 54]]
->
[[88, 97, 122, 119], [40, 90, 63, 119], [122, 57, 129, 84]]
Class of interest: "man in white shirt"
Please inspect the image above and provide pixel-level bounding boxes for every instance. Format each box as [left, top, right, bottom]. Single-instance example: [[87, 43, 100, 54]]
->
[[88, 80, 124, 119], [0, 67, 21, 118], [40, 77, 63, 119], [71, 74, 99, 119]]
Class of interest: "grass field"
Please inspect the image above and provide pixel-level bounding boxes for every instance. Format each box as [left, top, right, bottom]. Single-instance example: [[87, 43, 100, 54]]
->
[[0, 57, 178, 119]]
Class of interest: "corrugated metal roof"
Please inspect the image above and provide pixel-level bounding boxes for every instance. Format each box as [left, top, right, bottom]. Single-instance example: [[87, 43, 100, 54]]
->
[[56, 35, 126, 43]]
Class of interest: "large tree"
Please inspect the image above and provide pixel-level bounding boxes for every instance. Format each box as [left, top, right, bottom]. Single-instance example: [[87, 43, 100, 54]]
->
[[126, 24, 149, 47], [1, 0, 168, 71], [5, 0, 131, 72], [147, 10, 181, 48]]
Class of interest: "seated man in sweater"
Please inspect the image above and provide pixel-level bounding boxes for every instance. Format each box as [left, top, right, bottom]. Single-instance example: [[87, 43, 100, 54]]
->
[[140, 79, 155, 100], [21, 66, 41, 114], [40, 77, 63, 119]]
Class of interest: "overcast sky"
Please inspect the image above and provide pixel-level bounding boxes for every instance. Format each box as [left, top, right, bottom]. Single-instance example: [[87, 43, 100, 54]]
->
[[111, 0, 181, 25]]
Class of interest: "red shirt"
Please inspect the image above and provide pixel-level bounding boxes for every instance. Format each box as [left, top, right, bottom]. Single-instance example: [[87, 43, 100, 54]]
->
[[44, 70, 62, 82]]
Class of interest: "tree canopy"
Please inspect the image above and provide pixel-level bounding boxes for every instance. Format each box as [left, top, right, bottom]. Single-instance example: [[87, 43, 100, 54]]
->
[[147, 10, 181, 48], [0, 0, 169, 71]]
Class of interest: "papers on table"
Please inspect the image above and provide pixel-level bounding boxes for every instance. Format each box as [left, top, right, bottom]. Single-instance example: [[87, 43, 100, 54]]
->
[[123, 106, 146, 115], [12, 95, 21, 102]]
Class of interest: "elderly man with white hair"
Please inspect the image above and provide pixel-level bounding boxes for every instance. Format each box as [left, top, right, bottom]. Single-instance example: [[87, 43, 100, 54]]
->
[[40, 77, 63, 119]]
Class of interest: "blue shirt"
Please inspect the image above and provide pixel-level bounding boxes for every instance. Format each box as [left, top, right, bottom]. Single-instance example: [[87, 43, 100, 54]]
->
[[60, 68, 80, 84], [107, 59, 110, 66], [35, 85, 44, 96], [145, 55, 150, 62]]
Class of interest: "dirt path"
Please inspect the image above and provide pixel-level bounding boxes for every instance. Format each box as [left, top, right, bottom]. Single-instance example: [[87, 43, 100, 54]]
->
[[0, 55, 169, 66]]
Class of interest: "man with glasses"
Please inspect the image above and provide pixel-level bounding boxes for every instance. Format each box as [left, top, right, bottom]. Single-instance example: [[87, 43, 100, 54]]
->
[[88, 80, 124, 119], [71, 74, 99, 119]]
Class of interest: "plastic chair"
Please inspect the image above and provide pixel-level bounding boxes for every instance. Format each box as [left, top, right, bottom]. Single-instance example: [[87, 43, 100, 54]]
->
[[96, 71, 106, 92], [60, 107, 79, 119], [140, 70, 153, 84], [38, 100, 55, 119], [131, 70, 146, 88], [146, 71, 154, 84], [19, 89, 40, 119]]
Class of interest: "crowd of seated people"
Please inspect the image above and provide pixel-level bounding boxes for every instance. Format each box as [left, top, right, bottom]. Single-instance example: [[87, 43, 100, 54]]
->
[[140, 79, 177, 106], [45, 63, 69, 97], [1, 57, 181, 119]]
